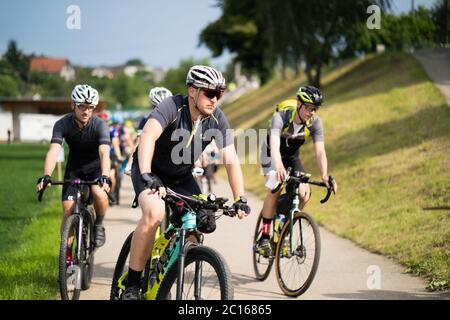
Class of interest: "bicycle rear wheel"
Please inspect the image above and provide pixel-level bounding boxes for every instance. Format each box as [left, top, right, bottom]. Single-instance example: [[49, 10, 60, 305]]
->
[[156, 246, 233, 300], [252, 213, 274, 281], [59, 215, 83, 300], [275, 212, 321, 297]]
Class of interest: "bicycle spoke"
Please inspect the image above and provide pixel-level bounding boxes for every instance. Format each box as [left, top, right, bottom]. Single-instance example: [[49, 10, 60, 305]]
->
[[276, 214, 321, 297]]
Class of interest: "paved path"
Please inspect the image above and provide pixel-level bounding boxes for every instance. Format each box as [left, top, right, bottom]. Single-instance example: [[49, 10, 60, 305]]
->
[[80, 175, 449, 300], [414, 48, 450, 106]]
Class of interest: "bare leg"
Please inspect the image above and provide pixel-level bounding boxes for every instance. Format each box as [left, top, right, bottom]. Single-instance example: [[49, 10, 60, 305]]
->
[[129, 191, 166, 271]]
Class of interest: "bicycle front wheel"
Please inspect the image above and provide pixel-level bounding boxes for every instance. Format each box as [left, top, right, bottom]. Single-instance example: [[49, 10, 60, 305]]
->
[[156, 246, 233, 300], [275, 212, 321, 297], [81, 208, 95, 290], [110, 231, 133, 300], [59, 215, 83, 300], [252, 213, 274, 281]]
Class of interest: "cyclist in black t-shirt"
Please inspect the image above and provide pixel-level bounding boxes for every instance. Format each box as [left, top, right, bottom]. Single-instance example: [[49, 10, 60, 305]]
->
[[122, 65, 251, 300], [36, 84, 112, 248]]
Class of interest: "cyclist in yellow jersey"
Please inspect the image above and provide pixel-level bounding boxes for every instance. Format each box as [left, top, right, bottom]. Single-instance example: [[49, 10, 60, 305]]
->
[[256, 85, 338, 255]]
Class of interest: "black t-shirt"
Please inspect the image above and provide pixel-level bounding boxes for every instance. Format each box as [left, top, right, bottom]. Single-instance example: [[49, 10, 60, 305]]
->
[[51, 113, 110, 172], [134, 95, 232, 180]]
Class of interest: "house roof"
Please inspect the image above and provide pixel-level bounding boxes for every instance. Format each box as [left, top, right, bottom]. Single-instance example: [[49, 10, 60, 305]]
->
[[30, 57, 69, 74]]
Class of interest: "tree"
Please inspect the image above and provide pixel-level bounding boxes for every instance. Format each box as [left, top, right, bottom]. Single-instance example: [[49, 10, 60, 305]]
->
[[0, 75, 20, 97], [199, 0, 275, 84], [112, 72, 136, 107], [432, 0, 450, 44], [126, 58, 145, 67], [4, 40, 29, 82], [200, 0, 392, 87]]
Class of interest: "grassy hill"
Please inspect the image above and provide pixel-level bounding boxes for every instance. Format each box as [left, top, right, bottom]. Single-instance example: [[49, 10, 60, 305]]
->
[[223, 52, 450, 291]]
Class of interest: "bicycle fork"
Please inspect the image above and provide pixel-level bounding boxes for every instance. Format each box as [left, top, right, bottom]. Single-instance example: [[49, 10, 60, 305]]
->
[[176, 228, 187, 300], [289, 188, 302, 257]]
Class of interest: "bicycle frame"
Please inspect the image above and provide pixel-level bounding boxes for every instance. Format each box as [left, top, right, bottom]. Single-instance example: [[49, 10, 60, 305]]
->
[[64, 181, 96, 291], [273, 170, 334, 257], [287, 184, 302, 257], [116, 190, 233, 300], [117, 211, 202, 300]]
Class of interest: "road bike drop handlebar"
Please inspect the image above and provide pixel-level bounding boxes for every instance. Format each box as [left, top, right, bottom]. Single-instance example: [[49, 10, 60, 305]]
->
[[164, 188, 237, 218], [37, 179, 116, 203], [271, 167, 335, 204]]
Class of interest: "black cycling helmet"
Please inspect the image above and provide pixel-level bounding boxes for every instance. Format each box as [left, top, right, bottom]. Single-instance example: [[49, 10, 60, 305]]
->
[[296, 85, 323, 107]]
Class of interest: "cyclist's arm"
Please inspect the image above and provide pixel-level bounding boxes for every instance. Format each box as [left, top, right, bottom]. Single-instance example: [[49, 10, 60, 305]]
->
[[220, 144, 245, 200], [313, 141, 328, 178], [269, 133, 283, 169], [43, 143, 62, 176], [138, 118, 163, 174], [99, 144, 111, 177], [269, 112, 284, 169]]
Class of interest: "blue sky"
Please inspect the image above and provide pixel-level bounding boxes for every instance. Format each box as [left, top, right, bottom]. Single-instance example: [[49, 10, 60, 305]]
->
[[0, 0, 435, 70]]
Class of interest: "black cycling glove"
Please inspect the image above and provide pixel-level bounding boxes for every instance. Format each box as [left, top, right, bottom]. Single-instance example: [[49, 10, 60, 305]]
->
[[141, 173, 164, 190], [97, 175, 112, 187], [233, 196, 251, 215], [37, 175, 52, 186]]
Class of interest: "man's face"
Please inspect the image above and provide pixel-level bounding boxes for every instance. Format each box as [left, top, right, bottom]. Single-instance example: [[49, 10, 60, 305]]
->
[[189, 86, 224, 116], [72, 102, 95, 125], [298, 100, 318, 122]]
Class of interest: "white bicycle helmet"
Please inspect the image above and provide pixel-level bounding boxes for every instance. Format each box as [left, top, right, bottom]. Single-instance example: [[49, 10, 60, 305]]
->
[[186, 65, 226, 91], [148, 87, 173, 106], [71, 84, 99, 106]]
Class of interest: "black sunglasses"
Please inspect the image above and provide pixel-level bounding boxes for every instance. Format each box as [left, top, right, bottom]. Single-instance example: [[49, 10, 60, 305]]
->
[[202, 89, 223, 100]]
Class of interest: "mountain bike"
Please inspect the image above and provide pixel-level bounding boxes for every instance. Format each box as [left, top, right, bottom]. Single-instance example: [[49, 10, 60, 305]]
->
[[38, 179, 115, 300], [110, 188, 236, 300], [253, 168, 334, 297]]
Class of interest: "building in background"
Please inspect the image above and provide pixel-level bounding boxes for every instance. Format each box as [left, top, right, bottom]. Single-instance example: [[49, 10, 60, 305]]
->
[[0, 98, 106, 142], [29, 56, 76, 81]]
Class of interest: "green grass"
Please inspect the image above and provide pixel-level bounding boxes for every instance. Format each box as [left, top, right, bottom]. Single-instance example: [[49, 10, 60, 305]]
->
[[224, 52, 450, 291], [0, 144, 61, 299]]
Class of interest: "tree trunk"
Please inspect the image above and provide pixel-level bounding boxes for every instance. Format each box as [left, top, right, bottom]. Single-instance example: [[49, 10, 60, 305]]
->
[[313, 64, 322, 89], [281, 54, 288, 80]]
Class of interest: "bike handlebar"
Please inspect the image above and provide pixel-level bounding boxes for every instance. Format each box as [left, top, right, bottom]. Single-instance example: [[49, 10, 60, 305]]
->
[[165, 188, 237, 217], [270, 168, 335, 204], [37, 179, 116, 203]]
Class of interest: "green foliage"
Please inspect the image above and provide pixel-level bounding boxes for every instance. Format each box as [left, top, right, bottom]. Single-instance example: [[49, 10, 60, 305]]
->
[[199, 0, 274, 84], [28, 71, 72, 97], [0, 74, 20, 97], [126, 58, 145, 66], [200, 1, 444, 87], [4, 40, 29, 82], [431, 0, 450, 44]]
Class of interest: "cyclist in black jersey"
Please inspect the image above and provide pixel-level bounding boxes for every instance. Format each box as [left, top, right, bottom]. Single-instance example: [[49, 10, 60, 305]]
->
[[256, 85, 338, 255], [36, 84, 112, 248], [122, 65, 251, 300]]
